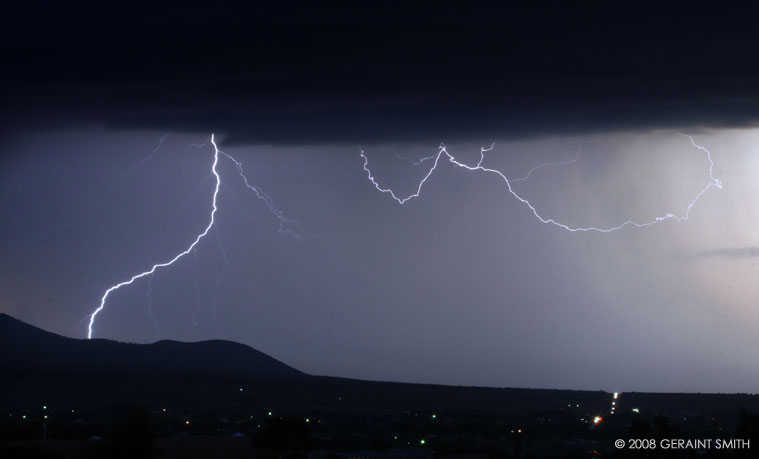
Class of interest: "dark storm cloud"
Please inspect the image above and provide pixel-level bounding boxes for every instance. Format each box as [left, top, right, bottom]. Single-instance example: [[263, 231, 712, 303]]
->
[[2, 2, 759, 145], [694, 247, 759, 259]]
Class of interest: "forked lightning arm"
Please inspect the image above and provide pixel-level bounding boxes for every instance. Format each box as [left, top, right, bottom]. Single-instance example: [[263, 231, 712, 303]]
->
[[87, 135, 222, 338], [361, 134, 722, 232], [87, 134, 310, 339], [87, 132, 721, 338], [508, 145, 582, 183], [219, 150, 317, 239]]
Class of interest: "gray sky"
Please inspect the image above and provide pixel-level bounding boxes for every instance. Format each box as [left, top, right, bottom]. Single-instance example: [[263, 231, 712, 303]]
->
[[1, 127, 756, 392]]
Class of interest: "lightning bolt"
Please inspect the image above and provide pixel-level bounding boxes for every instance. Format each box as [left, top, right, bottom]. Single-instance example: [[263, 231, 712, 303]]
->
[[361, 133, 722, 232], [508, 144, 582, 183], [146, 274, 159, 339], [219, 150, 318, 240], [20, 134, 172, 245], [87, 135, 222, 339], [379, 146, 438, 166], [384, 141, 582, 182], [211, 253, 228, 336], [192, 248, 202, 326], [86, 134, 311, 339]]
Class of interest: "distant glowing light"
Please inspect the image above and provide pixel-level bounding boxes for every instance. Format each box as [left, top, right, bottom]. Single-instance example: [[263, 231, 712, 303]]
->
[[593, 416, 602, 424], [420, 439, 426, 445], [185, 420, 190, 425], [613, 392, 619, 399], [633, 408, 640, 413], [268, 412, 272, 416]]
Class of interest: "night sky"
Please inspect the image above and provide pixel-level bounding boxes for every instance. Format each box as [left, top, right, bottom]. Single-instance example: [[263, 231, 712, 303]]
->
[[1, 2, 757, 392]]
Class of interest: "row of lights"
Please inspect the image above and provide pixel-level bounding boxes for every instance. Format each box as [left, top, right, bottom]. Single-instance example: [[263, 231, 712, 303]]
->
[[610, 392, 619, 415]]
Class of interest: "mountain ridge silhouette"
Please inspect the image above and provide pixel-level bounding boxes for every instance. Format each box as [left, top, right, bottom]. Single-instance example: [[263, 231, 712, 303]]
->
[[0, 313, 304, 379], [2, 313, 757, 414]]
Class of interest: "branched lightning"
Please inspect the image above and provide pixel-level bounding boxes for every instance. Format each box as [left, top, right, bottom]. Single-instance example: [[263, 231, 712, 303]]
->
[[384, 141, 582, 182], [87, 134, 312, 339], [192, 248, 202, 326], [85, 133, 173, 220], [29, 134, 171, 243], [508, 144, 582, 183], [361, 133, 722, 232], [379, 146, 438, 166], [87, 135, 222, 339], [146, 274, 159, 338], [87, 131, 719, 339], [211, 256, 228, 336], [218, 149, 317, 239]]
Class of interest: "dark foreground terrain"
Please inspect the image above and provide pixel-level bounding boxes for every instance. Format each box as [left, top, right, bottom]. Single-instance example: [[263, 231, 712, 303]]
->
[[1, 313, 757, 458]]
